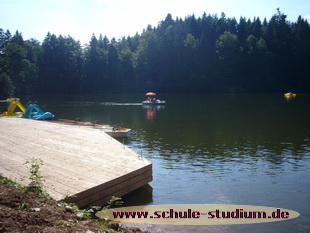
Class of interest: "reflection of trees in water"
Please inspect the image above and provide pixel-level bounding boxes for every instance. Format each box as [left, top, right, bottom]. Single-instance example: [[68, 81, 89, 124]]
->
[[138, 94, 310, 169], [149, 136, 309, 171], [139, 116, 309, 169]]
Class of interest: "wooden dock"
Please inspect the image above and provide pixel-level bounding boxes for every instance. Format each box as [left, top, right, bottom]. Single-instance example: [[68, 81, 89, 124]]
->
[[0, 117, 152, 208]]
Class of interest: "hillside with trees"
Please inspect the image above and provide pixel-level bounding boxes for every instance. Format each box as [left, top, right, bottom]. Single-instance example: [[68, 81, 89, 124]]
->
[[0, 9, 309, 96]]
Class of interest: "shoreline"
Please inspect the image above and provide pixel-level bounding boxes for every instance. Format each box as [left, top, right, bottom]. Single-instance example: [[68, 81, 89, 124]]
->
[[0, 176, 149, 233]]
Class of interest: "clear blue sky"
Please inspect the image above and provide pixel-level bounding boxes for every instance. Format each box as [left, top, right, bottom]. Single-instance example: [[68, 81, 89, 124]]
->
[[1, 0, 309, 44]]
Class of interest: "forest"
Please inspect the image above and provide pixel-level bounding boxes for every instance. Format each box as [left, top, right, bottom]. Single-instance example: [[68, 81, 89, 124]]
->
[[0, 9, 309, 96]]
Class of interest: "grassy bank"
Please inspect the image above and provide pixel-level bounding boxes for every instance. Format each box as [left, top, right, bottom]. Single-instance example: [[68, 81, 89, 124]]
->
[[0, 176, 147, 233]]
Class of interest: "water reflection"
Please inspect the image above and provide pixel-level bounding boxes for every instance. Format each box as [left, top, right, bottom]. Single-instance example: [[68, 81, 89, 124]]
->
[[143, 105, 166, 122], [145, 106, 157, 121], [133, 125, 309, 171]]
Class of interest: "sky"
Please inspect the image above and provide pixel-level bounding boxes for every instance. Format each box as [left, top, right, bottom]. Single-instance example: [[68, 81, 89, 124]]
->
[[1, 0, 309, 45]]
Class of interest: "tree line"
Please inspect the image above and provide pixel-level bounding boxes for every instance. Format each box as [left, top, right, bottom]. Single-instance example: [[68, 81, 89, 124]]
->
[[0, 9, 309, 96]]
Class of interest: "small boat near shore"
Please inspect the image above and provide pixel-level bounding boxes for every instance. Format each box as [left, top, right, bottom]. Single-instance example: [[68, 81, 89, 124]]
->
[[55, 119, 131, 138], [101, 127, 132, 138]]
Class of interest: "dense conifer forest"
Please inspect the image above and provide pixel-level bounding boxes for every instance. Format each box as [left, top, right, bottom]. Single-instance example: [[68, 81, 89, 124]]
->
[[0, 9, 309, 96]]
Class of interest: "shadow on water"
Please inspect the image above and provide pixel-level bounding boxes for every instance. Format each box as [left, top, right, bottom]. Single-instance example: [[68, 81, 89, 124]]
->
[[121, 184, 153, 207]]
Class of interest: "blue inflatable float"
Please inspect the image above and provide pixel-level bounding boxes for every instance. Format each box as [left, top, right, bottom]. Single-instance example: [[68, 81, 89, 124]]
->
[[22, 104, 54, 120]]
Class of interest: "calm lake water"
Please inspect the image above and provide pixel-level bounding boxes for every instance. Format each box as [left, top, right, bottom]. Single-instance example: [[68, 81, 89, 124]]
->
[[21, 93, 310, 232]]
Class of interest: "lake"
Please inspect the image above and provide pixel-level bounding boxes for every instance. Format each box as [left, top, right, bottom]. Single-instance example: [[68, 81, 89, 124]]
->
[[21, 93, 310, 232]]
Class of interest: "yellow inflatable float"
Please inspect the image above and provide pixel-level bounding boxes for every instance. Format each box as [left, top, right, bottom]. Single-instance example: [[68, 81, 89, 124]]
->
[[284, 92, 296, 98], [0, 98, 26, 117]]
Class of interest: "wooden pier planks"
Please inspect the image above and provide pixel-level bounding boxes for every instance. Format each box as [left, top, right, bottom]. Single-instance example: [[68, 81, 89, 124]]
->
[[0, 117, 152, 208]]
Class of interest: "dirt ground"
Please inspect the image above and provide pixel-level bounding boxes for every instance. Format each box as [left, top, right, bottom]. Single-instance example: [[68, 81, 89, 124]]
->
[[0, 181, 147, 233]]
